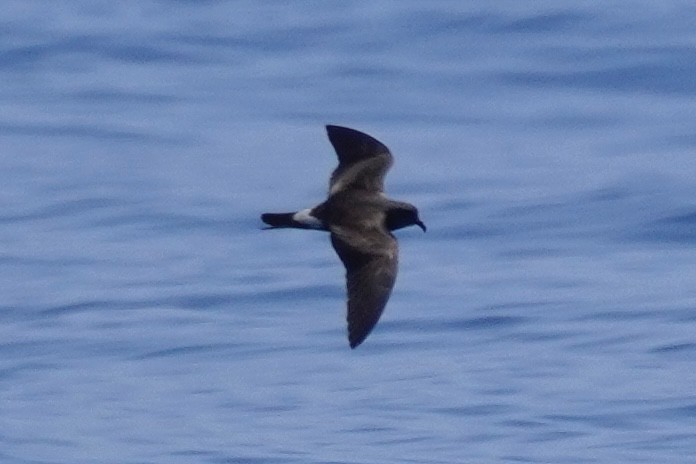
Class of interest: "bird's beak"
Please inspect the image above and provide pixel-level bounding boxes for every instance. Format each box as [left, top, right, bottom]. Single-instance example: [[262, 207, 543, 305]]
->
[[416, 220, 426, 232]]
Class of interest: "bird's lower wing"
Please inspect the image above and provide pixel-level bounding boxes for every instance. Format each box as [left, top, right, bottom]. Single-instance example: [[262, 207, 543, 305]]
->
[[330, 230, 398, 348]]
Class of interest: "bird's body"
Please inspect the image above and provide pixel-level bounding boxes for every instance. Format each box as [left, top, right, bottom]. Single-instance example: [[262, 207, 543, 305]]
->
[[261, 125, 425, 348]]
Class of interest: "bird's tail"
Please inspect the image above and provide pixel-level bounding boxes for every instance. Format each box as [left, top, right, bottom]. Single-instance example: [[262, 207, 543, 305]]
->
[[261, 208, 325, 230], [261, 212, 298, 229]]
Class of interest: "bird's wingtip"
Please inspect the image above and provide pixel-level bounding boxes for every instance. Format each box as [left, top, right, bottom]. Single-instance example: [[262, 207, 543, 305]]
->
[[325, 124, 343, 134], [348, 331, 367, 349]]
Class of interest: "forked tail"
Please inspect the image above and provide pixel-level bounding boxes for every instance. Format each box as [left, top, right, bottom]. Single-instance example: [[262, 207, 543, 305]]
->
[[261, 212, 297, 228], [261, 209, 325, 230]]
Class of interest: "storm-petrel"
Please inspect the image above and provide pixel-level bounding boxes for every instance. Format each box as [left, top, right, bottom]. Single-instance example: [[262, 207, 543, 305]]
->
[[261, 125, 425, 348]]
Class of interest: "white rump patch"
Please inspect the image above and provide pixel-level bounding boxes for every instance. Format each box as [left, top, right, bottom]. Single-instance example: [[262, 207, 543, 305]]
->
[[292, 208, 323, 229]]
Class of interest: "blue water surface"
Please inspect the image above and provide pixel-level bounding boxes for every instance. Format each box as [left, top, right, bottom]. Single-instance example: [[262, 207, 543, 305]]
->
[[1, 1, 696, 463]]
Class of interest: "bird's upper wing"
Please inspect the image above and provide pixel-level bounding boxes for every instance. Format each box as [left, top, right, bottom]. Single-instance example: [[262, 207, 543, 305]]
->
[[330, 225, 398, 348], [326, 125, 393, 195]]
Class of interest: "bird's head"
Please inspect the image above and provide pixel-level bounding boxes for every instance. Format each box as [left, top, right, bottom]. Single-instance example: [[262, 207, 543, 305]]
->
[[386, 203, 426, 232]]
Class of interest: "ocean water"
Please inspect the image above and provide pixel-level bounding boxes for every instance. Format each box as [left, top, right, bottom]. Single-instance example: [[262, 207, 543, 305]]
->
[[2, 1, 696, 463]]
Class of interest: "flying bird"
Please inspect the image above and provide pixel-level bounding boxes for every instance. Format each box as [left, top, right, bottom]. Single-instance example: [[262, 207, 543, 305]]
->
[[261, 125, 425, 348]]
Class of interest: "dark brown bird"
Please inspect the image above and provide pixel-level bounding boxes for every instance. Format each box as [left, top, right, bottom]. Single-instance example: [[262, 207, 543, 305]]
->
[[261, 125, 425, 348]]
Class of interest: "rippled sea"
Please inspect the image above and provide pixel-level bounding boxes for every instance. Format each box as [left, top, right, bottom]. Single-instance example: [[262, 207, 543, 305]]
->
[[2, 2, 696, 463]]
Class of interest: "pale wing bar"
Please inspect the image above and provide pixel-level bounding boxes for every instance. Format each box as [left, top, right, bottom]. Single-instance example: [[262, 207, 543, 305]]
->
[[326, 125, 393, 195]]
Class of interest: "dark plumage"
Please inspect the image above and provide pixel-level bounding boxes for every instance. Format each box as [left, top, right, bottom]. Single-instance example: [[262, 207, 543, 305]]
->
[[261, 125, 425, 348]]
